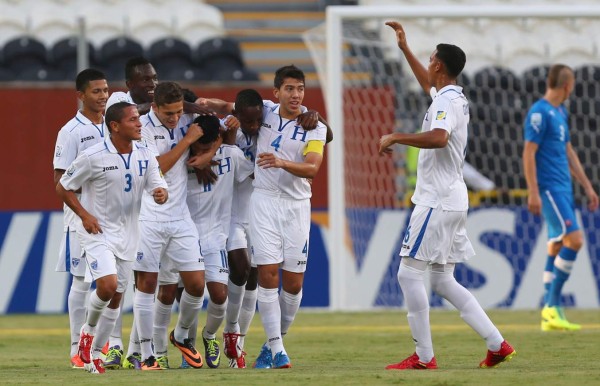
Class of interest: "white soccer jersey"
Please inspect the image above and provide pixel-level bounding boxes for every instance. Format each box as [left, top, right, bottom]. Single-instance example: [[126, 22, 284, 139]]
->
[[412, 85, 469, 211], [187, 144, 254, 253], [60, 136, 167, 261], [231, 128, 257, 225], [53, 111, 106, 231], [139, 109, 195, 221], [253, 101, 327, 200]]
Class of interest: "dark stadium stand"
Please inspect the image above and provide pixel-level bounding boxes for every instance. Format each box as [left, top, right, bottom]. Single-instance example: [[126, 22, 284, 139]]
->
[[98, 37, 144, 81], [148, 37, 197, 81], [3, 36, 60, 80], [193, 37, 258, 81], [51, 37, 97, 80]]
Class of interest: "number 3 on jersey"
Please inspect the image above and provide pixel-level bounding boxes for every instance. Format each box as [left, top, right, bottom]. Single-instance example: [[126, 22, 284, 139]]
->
[[270, 135, 282, 152], [124, 173, 132, 192]]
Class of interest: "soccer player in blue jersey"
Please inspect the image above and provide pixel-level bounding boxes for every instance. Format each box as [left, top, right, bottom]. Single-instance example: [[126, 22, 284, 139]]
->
[[523, 64, 599, 331]]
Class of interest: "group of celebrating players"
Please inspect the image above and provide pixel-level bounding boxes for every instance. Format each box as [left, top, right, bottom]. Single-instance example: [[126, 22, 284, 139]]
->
[[53, 56, 331, 374]]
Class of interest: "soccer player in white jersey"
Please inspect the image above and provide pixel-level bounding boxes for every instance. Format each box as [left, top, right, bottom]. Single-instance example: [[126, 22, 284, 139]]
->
[[181, 115, 255, 369], [53, 68, 108, 369], [249, 65, 327, 369], [56, 101, 168, 374], [133, 81, 213, 370], [379, 22, 516, 370], [199, 89, 327, 368]]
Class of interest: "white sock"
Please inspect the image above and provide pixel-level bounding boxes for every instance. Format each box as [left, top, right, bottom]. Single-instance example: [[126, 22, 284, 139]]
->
[[92, 306, 119, 360], [224, 280, 244, 334], [204, 299, 227, 339], [134, 291, 155, 361], [431, 265, 503, 351], [109, 300, 124, 349], [238, 288, 257, 349], [68, 276, 90, 356], [397, 262, 434, 363], [257, 286, 284, 355], [280, 290, 302, 336], [153, 299, 173, 357], [126, 318, 140, 357], [174, 290, 204, 343], [85, 290, 110, 334]]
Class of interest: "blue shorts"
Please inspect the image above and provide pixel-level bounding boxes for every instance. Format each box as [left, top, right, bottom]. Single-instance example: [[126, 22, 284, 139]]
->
[[541, 190, 580, 242]]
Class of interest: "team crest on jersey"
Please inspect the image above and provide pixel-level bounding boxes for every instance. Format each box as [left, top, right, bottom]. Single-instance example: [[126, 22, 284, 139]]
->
[[90, 259, 98, 271], [137, 252, 143, 262], [436, 111, 447, 120], [55, 145, 63, 157], [71, 257, 80, 268], [66, 165, 76, 176]]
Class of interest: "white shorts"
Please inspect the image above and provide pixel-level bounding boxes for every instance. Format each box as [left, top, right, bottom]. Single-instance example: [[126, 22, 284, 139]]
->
[[204, 249, 230, 284], [55, 229, 86, 277], [135, 218, 204, 274], [82, 240, 133, 293], [227, 221, 250, 251], [400, 205, 475, 264], [249, 190, 310, 273]]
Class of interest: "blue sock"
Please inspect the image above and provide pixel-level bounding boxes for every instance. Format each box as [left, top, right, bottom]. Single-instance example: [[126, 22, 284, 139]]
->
[[543, 255, 555, 305], [547, 247, 577, 307]]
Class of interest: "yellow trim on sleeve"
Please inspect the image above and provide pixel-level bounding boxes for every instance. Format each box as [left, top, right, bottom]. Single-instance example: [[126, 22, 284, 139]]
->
[[303, 140, 324, 156]]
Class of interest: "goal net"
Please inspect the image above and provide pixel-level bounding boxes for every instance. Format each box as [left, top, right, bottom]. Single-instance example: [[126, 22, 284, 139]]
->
[[303, 5, 600, 310]]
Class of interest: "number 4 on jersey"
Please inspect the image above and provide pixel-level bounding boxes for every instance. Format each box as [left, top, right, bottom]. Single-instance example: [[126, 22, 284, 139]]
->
[[271, 135, 282, 152]]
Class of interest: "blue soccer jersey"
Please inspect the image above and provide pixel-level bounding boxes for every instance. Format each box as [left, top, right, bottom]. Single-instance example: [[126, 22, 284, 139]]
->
[[524, 99, 572, 193]]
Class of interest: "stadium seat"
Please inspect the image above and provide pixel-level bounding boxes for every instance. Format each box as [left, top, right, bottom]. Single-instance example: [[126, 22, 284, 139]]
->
[[194, 37, 249, 81], [148, 37, 198, 81], [129, 11, 173, 45], [474, 66, 521, 92], [2, 36, 61, 80], [29, 4, 78, 47], [0, 6, 29, 47], [98, 37, 144, 81], [50, 37, 97, 80], [175, 4, 225, 48]]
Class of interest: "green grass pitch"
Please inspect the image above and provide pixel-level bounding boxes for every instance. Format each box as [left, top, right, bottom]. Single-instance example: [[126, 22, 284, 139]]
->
[[1, 310, 599, 385]]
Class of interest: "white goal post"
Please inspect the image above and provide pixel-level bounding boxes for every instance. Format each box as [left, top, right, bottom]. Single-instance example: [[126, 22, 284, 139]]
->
[[305, 5, 600, 310]]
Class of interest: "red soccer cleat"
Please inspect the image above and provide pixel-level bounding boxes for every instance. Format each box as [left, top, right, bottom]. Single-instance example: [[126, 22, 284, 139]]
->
[[386, 353, 437, 370], [84, 358, 106, 374], [78, 328, 94, 364], [101, 341, 109, 355], [479, 340, 516, 368], [223, 332, 243, 359]]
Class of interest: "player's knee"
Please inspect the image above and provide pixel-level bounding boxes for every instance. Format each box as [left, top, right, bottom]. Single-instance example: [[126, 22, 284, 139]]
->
[[158, 284, 178, 304], [229, 264, 250, 286], [136, 272, 158, 293], [563, 231, 584, 251], [245, 267, 258, 290], [208, 284, 228, 304], [184, 281, 205, 297]]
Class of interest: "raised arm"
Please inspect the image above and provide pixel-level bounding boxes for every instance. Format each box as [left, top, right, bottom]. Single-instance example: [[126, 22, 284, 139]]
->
[[196, 97, 234, 116], [385, 21, 430, 94]]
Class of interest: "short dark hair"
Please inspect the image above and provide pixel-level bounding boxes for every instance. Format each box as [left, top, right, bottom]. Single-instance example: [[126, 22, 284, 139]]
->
[[153, 81, 183, 106], [125, 56, 152, 81], [274, 65, 305, 89], [182, 88, 198, 103], [194, 115, 220, 144], [75, 68, 106, 91], [547, 64, 573, 89], [435, 44, 466, 78], [105, 102, 135, 132], [235, 89, 263, 110]]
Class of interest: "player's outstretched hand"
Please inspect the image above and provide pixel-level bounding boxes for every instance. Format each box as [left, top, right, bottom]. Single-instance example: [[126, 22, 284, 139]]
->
[[81, 213, 102, 234], [385, 21, 409, 51], [185, 99, 215, 115], [586, 187, 599, 211], [152, 187, 168, 205], [378, 133, 397, 155], [185, 123, 204, 144], [257, 152, 284, 169], [222, 115, 240, 132], [297, 110, 319, 131], [188, 137, 223, 169], [527, 193, 542, 216]]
